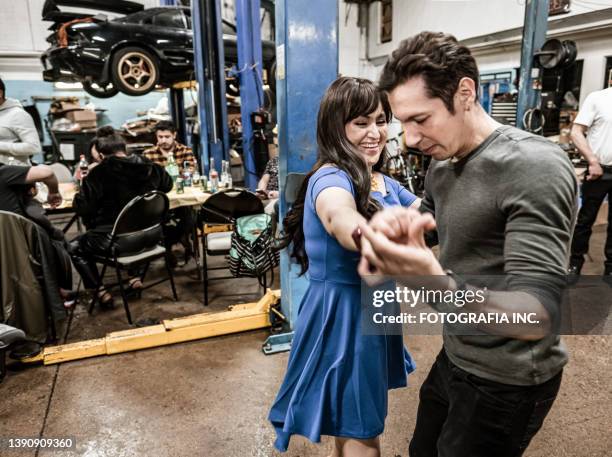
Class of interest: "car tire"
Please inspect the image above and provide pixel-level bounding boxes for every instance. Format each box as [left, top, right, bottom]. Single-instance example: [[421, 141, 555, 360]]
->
[[82, 80, 119, 99], [111, 46, 159, 96]]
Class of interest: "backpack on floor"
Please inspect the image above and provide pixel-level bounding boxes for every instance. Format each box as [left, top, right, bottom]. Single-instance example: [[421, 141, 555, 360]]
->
[[228, 213, 279, 278]]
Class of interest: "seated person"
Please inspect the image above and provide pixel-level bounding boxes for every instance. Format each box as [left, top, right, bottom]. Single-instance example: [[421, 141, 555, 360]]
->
[[144, 120, 197, 173], [22, 184, 64, 241], [257, 155, 279, 216], [74, 125, 115, 182], [144, 120, 197, 263], [69, 133, 173, 308], [257, 155, 279, 199], [0, 163, 73, 306]]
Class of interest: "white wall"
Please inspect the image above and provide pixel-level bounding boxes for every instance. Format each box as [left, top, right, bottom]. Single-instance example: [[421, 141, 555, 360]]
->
[[338, 0, 612, 102], [365, 0, 597, 61], [338, 1, 381, 80]]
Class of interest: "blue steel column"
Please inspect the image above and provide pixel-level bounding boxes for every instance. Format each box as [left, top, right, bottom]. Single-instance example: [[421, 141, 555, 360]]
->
[[263, 0, 338, 354], [192, 0, 229, 174], [235, 0, 265, 190], [516, 0, 549, 129], [161, 0, 187, 144]]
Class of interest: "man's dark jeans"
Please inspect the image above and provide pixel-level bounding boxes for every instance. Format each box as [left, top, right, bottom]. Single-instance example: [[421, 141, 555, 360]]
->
[[409, 350, 562, 457], [570, 175, 612, 272]]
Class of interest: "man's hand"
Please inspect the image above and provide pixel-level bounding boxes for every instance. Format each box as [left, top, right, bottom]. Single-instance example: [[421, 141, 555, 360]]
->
[[367, 206, 422, 244], [268, 190, 279, 199], [357, 209, 443, 279], [587, 161, 603, 181], [46, 192, 63, 208]]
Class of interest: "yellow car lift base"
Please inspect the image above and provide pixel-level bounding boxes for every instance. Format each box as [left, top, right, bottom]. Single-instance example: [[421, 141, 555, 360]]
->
[[22, 290, 281, 366]]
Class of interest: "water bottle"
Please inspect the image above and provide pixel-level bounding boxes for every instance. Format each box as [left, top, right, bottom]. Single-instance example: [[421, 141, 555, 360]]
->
[[209, 157, 219, 193], [165, 153, 179, 184], [220, 160, 230, 189], [183, 161, 192, 187]]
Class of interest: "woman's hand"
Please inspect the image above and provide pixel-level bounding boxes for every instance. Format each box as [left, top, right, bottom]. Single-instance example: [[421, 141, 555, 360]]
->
[[357, 209, 443, 279]]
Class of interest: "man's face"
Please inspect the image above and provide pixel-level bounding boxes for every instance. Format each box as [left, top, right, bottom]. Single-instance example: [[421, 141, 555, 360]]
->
[[388, 77, 467, 161], [156, 130, 176, 151]]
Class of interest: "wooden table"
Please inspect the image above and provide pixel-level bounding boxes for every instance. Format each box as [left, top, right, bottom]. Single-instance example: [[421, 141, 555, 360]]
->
[[45, 183, 211, 212], [167, 186, 211, 210]]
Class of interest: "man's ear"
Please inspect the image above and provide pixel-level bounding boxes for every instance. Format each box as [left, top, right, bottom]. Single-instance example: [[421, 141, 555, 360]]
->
[[457, 77, 477, 109]]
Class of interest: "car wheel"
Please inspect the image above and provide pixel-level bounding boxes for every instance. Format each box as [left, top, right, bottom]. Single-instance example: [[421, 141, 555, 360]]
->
[[111, 47, 159, 96], [82, 80, 119, 99]]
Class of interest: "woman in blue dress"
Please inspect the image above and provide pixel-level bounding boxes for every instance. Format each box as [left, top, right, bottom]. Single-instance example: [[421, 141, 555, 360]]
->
[[269, 76, 419, 456]]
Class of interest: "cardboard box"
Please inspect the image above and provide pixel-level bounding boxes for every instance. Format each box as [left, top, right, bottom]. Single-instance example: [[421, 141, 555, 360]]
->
[[67, 109, 97, 129], [50, 100, 81, 114]]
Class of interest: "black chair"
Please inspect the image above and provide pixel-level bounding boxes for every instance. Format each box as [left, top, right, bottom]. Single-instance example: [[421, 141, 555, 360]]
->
[[88, 191, 178, 324], [284, 172, 308, 205], [0, 324, 26, 384], [200, 188, 264, 306]]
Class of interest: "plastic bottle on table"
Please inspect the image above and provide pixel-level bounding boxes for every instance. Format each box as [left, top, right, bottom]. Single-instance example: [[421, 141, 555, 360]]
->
[[209, 157, 219, 193], [165, 153, 179, 185], [182, 161, 192, 187]]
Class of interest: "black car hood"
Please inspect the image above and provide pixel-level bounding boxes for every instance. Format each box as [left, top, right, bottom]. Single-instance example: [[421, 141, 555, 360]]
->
[[42, 0, 143, 23]]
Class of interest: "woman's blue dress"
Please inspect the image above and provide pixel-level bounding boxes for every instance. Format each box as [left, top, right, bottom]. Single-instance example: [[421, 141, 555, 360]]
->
[[269, 167, 417, 451]]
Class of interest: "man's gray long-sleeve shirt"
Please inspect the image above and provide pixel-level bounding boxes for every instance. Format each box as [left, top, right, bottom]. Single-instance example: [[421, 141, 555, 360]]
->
[[421, 125, 578, 386]]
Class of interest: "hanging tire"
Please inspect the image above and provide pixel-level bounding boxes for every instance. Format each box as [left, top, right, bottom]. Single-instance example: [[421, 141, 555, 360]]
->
[[111, 46, 159, 96], [82, 80, 119, 99]]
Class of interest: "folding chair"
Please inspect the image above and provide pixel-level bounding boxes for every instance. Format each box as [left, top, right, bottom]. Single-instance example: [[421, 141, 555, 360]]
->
[[200, 188, 264, 306], [87, 191, 178, 324]]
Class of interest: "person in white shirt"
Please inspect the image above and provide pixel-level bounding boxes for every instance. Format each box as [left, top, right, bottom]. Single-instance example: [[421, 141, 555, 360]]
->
[[568, 87, 612, 281], [0, 77, 41, 165]]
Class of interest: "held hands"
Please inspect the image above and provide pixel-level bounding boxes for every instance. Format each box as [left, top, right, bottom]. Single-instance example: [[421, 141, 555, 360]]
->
[[357, 207, 444, 282], [587, 161, 603, 181], [46, 192, 63, 208]]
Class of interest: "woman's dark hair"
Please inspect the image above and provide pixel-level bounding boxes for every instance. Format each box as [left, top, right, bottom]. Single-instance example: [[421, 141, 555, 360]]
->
[[281, 76, 392, 275], [96, 133, 127, 157], [379, 31, 479, 113], [89, 125, 116, 160]]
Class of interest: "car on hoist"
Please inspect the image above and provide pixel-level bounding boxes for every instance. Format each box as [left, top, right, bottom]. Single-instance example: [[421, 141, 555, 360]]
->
[[40, 0, 276, 98]]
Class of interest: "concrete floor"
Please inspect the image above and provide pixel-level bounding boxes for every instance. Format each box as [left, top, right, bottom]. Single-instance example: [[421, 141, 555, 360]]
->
[[1, 223, 611, 456]]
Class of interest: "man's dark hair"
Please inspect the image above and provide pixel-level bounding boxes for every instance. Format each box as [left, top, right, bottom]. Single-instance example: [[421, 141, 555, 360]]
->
[[379, 31, 479, 113], [154, 120, 176, 133], [96, 133, 127, 157], [0, 77, 5, 96]]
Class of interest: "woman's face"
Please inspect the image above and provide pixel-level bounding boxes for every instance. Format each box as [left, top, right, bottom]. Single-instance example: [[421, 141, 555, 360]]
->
[[344, 103, 388, 167]]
